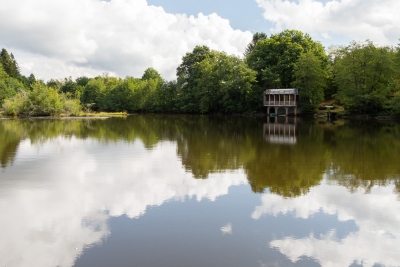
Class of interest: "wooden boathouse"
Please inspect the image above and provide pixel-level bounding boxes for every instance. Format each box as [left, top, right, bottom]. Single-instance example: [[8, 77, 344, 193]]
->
[[264, 88, 299, 116]]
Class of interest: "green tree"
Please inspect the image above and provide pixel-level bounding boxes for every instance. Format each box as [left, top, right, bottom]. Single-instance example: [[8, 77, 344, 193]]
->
[[246, 30, 327, 89], [81, 78, 105, 110], [0, 48, 21, 79], [60, 77, 81, 97], [155, 80, 179, 112], [0, 64, 26, 105], [47, 79, 63, 91], [333, 41, 397, 114], [142, 68, 163, 83], [27, 74, 36, 87], [27, 82, 64, 116], [0, 77, 25, 105], [190, 51, 256, 113], [292, 51, 326, 114], [176, 47, 257, 113], [76, 76, 90, 87], [105, 78, 135, 111], [244, 32, 267, 57], [81, 75, 120, 111], [0, 63, 8, 80], [177, 46, 212, 112], [389, 94, 400, 115]]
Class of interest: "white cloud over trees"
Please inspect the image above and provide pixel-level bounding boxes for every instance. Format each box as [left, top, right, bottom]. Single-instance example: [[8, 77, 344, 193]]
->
[[1, 0, 399, 81], [0, 0, 252, 80]]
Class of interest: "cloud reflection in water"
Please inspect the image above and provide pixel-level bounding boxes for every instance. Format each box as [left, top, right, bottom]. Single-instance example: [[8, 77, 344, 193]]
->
[[0, 136, 247, 267], [252, 180, 400, 266]]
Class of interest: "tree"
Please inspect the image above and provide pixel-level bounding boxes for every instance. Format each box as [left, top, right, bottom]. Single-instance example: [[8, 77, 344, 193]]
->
[[81, 75, 120, 111], [105, 77, 140, 112], [0, 63, 8, 81], [177, 45, 211, 82], [76, 76, 90, 87], [246, 30, 327, 89], [389, 94, 400, 116], [332, 41, 397, 114], [292, 52, 326, 114], [0, 77, 24, 105], [244, 32, 267, 57], [81, 78, 106, 110], [155, 80, 179, 112], [0, 48, 21, 79], [47, 79, 63, 90], [142, 67, 162, 84], [176, 47, 257, 114], [191, 51, 256, 113], [0, 63, 25, 105], [60, 77, 81, 97], [176, 45, 212, 112], [27, 74, 36, 87]]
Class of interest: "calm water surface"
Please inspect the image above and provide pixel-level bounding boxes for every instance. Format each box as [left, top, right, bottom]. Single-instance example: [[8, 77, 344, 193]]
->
[[1, 115, 400, 267]]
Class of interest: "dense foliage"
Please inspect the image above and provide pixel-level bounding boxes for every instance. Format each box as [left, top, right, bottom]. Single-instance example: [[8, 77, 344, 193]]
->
[[332, 41, 400, 115], [1, 30, 400, 116]]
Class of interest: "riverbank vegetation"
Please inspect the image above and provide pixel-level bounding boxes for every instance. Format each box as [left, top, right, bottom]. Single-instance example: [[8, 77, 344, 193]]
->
[[1, 30, 400, 117]]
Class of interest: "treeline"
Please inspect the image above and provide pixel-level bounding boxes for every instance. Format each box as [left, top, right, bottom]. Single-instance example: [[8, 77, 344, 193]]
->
[[1, 29, 400, 116], [0, 48, 80, 116]]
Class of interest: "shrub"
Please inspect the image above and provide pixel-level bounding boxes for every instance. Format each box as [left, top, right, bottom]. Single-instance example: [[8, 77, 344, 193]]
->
[[1, 81, 82, 116], [2, 91, 27, 116], [63, 98, 82, 116]]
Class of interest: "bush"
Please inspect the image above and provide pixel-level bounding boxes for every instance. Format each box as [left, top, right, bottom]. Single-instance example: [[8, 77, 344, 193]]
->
[[389, 95, 400, 116], [1, 81, 82, 116], [63, 98, 82, 116], [2, 91, 27, 116]]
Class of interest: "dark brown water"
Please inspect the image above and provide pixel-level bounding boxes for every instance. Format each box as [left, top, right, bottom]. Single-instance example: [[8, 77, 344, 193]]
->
[[1, 115, 400, 267]]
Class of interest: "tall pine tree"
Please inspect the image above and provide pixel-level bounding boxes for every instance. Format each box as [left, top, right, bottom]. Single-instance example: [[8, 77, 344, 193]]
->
[[0, 48, 21, 79]]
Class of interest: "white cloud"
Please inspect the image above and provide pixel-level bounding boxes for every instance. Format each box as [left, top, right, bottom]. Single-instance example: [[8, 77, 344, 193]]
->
[[252, 179, 400, 266], [221, 223, 233, 235], [0, 0, 252, 81], [0, 136, 247, 267], [256, 0, 400, 46]]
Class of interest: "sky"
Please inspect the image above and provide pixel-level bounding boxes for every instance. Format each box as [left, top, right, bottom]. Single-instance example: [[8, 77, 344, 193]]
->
[[0, 0, 399, 81]]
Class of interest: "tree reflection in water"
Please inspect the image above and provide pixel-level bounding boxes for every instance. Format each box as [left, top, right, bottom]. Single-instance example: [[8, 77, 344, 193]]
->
[[1, 115, 400, 198]]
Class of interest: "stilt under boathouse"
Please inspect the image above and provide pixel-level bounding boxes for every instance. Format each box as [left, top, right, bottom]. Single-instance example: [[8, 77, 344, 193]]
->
[[264, 88, 299, 116]]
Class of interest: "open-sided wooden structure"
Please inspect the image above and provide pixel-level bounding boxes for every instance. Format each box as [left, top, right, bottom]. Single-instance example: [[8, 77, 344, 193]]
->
[[264, 88, 299, 116]]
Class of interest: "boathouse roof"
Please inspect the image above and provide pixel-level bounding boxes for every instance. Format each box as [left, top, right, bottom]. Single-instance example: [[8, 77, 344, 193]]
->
[[265, 88, 298, 95]]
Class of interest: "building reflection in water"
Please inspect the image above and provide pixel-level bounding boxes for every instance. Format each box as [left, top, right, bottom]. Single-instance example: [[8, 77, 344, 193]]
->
[[264, 116, 298, 145]]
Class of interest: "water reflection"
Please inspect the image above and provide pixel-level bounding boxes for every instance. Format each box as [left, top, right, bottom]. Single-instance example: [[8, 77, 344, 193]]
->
[[1, 116, 400, 197], [256, 181, 400, 266], [264, 116, 298, 144], [0, 136, 247, 267], [1, 116, 400, 266]]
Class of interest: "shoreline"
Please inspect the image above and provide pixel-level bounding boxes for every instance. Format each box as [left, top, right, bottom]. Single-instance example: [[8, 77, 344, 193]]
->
[[1, 112, 399, 121]]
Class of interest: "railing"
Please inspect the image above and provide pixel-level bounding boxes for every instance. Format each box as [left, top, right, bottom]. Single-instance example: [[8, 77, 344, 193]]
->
[[264, 101, 298, 106]]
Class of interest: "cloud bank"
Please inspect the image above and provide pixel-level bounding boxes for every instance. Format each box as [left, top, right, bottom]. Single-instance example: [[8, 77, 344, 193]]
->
[[257, 0, 400, 46], [0, 0, 252, 81]]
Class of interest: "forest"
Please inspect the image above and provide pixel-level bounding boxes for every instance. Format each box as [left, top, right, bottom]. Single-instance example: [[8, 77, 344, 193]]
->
[[1, 29, 400, 117]]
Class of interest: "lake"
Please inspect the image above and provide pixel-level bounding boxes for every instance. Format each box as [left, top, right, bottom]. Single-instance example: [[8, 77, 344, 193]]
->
[[1, 115, 400, 267]]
